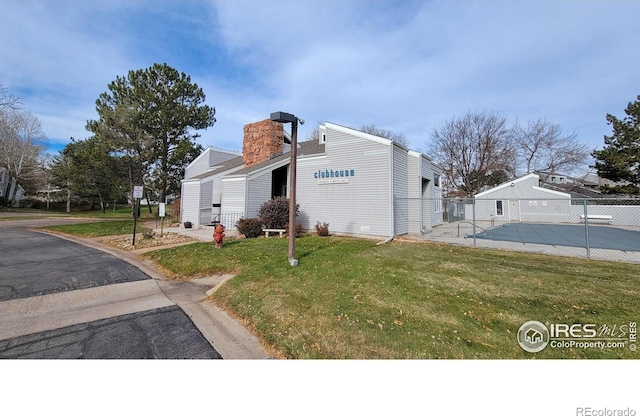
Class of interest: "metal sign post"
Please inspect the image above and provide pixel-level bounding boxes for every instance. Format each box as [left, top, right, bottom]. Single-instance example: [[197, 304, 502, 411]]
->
[[132, 186, 143, 246], [159, 202, 166, 237]]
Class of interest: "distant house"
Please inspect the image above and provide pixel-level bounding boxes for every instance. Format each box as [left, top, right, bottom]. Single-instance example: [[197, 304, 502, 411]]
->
[[0, 167, 25, 207], [180, 119, 444, 238]]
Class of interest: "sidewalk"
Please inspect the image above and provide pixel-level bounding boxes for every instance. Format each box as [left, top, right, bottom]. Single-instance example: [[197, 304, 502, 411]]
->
[[154, 223, 240, 243]]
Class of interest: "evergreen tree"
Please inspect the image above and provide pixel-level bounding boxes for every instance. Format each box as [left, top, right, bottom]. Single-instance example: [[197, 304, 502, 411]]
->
[[87, 63, 216, 203], [592, 95, 640, 194]]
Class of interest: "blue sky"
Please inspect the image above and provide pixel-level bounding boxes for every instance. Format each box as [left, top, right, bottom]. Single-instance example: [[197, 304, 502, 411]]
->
[[1, 0, 638, 173]]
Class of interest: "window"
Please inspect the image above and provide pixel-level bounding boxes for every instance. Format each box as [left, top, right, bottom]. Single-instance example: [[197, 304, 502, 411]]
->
[[434, 173, 440, 187], [496, 200, 504, 216], [434, 197, 442, 213]]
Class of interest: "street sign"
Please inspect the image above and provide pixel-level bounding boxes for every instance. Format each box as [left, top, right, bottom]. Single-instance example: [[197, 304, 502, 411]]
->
[[159, 203, 166, 217], [133, 186, 143, 199]]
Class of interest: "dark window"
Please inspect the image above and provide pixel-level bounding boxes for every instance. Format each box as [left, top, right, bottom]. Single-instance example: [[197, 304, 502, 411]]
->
[[272, 165, 288, 198]]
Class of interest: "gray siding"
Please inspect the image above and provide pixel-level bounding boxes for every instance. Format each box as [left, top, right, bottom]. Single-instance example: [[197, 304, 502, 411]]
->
[[221, 178, 247, 217], [393, 145, 409, 235], [199, 179, 213, 225], [181, 181, 200, 224], [209, 148, 240, 167], [247, 170, 273, 218], [185, 148, 240, 179], [421, 157, 434, 228], [406, 153, 422, 234], [296, 125, 392, 236]]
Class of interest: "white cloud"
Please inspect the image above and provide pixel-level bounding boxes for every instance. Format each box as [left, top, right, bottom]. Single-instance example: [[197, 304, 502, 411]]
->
[[1, 0, 638, 163]]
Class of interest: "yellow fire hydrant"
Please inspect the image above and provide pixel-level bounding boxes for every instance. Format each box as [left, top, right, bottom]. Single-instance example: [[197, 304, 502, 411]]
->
[[213, 224, 225, 249]]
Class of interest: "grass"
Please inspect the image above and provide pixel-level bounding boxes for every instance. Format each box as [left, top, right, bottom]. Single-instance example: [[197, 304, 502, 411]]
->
[[42, 219, 147, 237], [143, 235, 640, 359], [1, 205, 167, 220]]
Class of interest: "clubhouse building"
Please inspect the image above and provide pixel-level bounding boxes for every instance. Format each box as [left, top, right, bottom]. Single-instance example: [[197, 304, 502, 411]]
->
[[181, 119, 443, 238]]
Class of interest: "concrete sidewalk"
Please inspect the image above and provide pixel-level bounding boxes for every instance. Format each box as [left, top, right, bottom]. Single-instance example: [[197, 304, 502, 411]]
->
[[40, 228, 271, 359], [155, 223, 240, 243]]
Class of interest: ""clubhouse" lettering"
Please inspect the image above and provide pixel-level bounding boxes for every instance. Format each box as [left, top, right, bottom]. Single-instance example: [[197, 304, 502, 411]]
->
[[314, 169, 355, 179]]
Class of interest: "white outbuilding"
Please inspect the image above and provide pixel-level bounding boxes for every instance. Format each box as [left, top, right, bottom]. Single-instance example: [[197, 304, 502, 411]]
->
[[469, 173, 571, 224]]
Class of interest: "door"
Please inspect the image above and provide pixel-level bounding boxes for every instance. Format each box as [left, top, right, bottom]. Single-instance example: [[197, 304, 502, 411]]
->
[[509, 200, 520, 222]]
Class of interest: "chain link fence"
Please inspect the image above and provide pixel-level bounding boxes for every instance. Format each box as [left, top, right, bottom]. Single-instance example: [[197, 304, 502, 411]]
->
[[396, 197, 640, 263]]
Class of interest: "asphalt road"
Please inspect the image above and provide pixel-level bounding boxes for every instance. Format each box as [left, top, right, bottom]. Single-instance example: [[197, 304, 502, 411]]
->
[[0, 218, 222, 359]]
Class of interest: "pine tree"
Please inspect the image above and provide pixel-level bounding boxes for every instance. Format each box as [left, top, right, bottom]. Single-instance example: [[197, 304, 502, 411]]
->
[[592, 95, 640, 194]]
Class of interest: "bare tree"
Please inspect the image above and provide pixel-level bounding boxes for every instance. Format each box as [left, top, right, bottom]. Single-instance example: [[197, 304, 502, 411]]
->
[[0, 109, 47, 203], [515, 118, 590, 174], [0, 84, 22, 111], [304, 122, 322, 142], [428, 110, 516, 196], [359, 124, 409, 147]]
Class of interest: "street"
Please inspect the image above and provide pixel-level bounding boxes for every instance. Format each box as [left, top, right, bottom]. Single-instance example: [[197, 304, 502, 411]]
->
[[0, 217, 221, 359]]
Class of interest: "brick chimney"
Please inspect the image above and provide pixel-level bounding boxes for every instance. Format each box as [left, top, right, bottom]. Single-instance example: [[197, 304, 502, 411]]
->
[[243, 119, 285, 168]]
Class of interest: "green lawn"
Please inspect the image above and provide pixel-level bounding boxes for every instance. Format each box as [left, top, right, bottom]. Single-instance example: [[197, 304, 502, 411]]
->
[[1, 205, 166, 220], [42, 219, 146, 237], [143, 236, 640, 359]]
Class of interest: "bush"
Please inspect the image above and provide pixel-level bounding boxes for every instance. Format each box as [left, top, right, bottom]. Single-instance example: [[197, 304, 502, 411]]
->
[[285, 223, 304, 238], [142, 227, 155, 239], [236, 218, 264, 238], [258, 197, 299, 229], [315, 222, 330, 236]]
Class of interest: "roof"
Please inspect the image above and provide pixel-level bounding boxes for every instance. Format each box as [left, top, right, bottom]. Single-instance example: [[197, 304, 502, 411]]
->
[[475, 173, 538, 198], [190, 155, 245, 179], [226, 140, 326, 177], [188, 140, 326, 181], [475, 173, 570, 198]]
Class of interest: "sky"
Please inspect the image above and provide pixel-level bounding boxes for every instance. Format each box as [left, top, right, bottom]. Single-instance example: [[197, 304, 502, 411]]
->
[[1, 0, 639, 173]]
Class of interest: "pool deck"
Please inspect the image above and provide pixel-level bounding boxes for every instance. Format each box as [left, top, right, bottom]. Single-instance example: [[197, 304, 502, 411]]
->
[[403, 222, 640, 264]]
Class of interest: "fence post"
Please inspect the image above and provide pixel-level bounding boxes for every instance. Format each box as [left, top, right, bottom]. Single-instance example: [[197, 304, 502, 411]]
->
[[583, 198, 590, 258], [472, 197, 477, 246]]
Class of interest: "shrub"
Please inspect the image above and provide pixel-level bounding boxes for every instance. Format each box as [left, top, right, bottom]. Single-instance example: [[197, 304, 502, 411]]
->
[[143, 227, 155, 239], [258, 197, 299, 229], [315, 222, 330, 236], [285, 223, 304, 238], [236, 218, 264, 238]]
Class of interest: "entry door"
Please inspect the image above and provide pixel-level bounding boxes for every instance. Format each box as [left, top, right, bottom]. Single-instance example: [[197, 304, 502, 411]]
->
[[509, 200, 520, 221]]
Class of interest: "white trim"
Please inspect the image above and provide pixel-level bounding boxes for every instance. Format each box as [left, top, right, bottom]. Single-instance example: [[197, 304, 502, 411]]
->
[[475, 173, 539, 197], [389, 144, 395, 236], [181, 178, 201, 184], [221, 176, 247, 182], [221, 159, 289, 180], [183, 164, 246, 182], [247, 159, 291, 180]]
